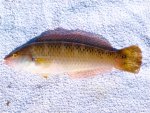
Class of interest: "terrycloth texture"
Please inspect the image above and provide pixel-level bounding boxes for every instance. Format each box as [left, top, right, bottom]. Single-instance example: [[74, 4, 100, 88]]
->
[[0, 0, 150, 113]]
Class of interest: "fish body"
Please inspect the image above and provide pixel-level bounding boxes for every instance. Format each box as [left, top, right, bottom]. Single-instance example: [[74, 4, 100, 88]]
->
[[4, 28, 142, 78]]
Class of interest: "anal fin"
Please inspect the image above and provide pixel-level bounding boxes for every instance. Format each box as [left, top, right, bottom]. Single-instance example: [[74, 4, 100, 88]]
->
[[68, 67, 112, 78]]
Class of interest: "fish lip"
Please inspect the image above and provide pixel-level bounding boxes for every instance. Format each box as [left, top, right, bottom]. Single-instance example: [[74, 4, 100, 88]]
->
[[3, 55, 12, 65], [4, 56, 7, 60], [4, 52, 13, 60], [4, 54, 10, 60], [3, 54, 12, 65], [3, 56, 8, 64]]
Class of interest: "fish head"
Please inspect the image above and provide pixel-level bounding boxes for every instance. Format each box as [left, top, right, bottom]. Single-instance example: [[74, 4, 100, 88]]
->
[[4, 49, 33, 67]]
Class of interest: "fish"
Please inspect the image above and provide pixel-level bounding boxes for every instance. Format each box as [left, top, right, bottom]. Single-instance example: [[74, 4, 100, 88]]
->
[[4, 28, 142, 78]]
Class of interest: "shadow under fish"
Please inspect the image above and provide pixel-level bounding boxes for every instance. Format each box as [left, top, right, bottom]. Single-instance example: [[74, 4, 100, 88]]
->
[[4, 28, 142, 78]]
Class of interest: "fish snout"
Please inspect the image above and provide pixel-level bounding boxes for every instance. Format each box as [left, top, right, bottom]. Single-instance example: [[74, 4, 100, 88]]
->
[[3, 57, 10, 65], [3, 56, 13, 66]]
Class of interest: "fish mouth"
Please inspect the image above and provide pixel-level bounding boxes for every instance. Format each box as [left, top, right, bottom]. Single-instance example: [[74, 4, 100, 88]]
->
[[3, 54, 12, 65], [4, 53, 12, 60], [3, 58, 12, 66], [4, 56, 8, 60], [3, 57, 8, 65]]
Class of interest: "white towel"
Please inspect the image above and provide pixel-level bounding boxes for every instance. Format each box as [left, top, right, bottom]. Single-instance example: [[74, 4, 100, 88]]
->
[[0, 0, 150, 113]]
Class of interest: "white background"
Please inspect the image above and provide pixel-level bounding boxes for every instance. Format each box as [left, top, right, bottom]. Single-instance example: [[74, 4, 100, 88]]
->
[[0, 0, 150, 113]]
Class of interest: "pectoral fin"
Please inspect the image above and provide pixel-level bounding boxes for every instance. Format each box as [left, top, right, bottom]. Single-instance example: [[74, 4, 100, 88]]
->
[[34, 58, 47, 64]]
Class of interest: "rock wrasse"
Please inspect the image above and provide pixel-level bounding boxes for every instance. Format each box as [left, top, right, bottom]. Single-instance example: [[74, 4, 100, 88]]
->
[[4, 28, 142, 78]]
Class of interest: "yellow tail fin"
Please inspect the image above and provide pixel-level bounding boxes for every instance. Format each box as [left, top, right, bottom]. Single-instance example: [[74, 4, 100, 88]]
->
[[115, 45, 142, 73]]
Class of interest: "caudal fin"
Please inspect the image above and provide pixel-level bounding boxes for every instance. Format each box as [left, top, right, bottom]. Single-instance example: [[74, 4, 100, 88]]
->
[[115, 45, 142, 73]]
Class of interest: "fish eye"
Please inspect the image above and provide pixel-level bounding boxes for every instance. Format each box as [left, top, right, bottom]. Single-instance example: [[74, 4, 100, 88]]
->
[[12, 54, 18, 58], [32, 57, 35, 61]]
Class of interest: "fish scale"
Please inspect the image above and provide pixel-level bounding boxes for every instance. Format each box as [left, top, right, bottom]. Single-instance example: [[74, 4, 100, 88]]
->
[[30, 42, 114, 65]]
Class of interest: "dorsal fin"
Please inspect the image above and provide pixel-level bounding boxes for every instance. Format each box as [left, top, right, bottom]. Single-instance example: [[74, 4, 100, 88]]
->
[[4, 28, 117, 61], [31, 28, 116, 51]]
